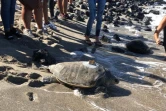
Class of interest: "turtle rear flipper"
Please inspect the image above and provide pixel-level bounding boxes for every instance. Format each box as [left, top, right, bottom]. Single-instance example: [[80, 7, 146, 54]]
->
[[39, 65, 50, 72]]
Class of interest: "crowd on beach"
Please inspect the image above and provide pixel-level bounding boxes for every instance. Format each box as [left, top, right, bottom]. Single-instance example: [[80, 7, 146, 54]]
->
[[0, 0, 106, 47], [1, 0, 166, 53]]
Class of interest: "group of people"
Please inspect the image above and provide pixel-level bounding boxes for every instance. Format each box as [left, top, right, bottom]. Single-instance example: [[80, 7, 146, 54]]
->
[[0, 0, 106, 46], [1, 0, 165, 51]]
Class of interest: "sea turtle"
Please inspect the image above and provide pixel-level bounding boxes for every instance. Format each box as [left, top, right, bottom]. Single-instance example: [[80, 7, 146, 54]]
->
[[126, 40, 151, 54], [43, 60, 119, 88]]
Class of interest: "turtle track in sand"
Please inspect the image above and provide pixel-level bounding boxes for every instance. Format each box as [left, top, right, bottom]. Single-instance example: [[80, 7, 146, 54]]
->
[[0, 62, 50, 87], [5, 75, 28, 85]]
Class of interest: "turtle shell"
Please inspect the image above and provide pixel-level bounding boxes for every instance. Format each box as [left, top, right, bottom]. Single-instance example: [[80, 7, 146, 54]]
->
[[48, 61, 105, 88]]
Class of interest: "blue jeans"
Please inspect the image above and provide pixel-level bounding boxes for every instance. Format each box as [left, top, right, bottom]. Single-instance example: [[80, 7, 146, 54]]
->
[[1, 0, 16, 31], [85, 0, 106, 37]]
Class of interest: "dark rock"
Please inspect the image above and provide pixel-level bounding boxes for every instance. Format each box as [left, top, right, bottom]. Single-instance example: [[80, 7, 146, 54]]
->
[[74, 15, 84, 22], [102, 25, 109, 32], [149, 10, 160, 15], [101, 35, 111, 43], [134, 12, 144, 20], [80, 4, 88, 10], [142, 17, 152, 25], [68, 13, 75, 20], [113, 20, 119, 27], [68, 6, 74, 13], [113, 34, 121, 41], [142, 26, 152, 31], [85, 10, 90, 17]]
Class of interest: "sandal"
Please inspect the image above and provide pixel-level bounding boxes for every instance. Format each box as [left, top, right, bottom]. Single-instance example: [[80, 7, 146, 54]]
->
[[84, 39, 93, 46], [94, 41, 103, 47]]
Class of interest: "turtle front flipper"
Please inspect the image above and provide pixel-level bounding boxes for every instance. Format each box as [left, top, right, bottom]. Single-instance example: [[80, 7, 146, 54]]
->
[[42, 76, 58, 84], [103, 68, 119, 87]]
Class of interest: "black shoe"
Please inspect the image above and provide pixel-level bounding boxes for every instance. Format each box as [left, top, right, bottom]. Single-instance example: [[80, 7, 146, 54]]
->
[[64, 14, 70, 19], [11, 27, 22, 37], [5, 31, 14, 40]]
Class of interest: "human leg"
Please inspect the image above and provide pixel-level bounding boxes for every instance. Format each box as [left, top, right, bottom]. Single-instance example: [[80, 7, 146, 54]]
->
[[34, 8, 43, 29], [43, 0, 49, 24], [63, 0, 68, 15], [48, 0, 55, 18], [57, 0, 66, 20], [43, 0, 57, 30], [22, 6, 32, 30], [58, 0, 63, 14], [1, 0, 11, 31], [22, 6, 35, 37], [9, 0, 22, 37], [95, 0, 106, 42], [1, 0, 14, 39], [9, 0, 16, 28], [85, 0, 96, 38]]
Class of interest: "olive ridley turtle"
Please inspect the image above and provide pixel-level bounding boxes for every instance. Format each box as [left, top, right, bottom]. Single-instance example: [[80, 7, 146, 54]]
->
[[43, 60, 119, 88]]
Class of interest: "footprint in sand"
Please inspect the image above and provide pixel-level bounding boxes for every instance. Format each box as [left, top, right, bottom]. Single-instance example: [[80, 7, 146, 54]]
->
[[0, 55, 17, 63], [0, 66, 14, 80], [5, 75, 28, 85], [27, 73, 41, 79], [0, 66, 13, 72], [26, 92, 39, 102], [28, 80, 45, 87], [16, 72, 28, 77], [0, 73, 7, 80]]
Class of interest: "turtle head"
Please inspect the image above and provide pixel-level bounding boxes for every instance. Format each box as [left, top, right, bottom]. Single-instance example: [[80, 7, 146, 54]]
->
[[103, 68, 119, 87]]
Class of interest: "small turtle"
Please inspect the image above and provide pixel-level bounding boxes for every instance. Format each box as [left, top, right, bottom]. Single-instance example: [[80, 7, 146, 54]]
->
[[43, 60, 119, 88], [126, 40, 151, 54]]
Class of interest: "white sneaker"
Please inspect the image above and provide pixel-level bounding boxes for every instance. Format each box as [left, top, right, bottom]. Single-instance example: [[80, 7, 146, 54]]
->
[[23, 29, 35, 38], [15, 4, 20, 10], [43, 21, 57, 30]]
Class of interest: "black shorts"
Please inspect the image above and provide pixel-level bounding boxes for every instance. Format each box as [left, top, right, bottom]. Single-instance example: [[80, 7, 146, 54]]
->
[[163, 27, 166, 51]]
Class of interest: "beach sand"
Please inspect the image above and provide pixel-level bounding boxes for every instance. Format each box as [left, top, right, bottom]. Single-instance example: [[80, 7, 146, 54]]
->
[[0, 1, 166, 111]]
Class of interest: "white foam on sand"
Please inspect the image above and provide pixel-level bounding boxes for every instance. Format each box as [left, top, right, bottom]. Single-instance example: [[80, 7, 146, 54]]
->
[[134, 101, 156, 111], [135, 60, 166, 67], [87, 101, 110, 111], [144, 5, 166, 30], [73, 89, 83, 97]]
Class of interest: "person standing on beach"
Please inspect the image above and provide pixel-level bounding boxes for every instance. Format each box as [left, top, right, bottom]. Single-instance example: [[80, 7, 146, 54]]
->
[[42, 0, 57, 30], [84, 0, 106, 46], [20, 0, 43, 37], [1, 0, 22, 39], [48, 0, 56, 20], [57, 0, 68, 20], [154, 16, 166, 58]]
